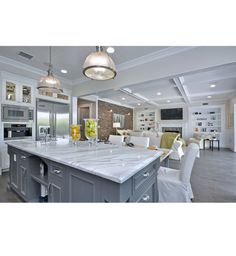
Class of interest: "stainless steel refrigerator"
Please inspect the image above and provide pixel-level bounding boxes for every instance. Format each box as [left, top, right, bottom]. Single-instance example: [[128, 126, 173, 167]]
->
[[36, 99, 70, 140]]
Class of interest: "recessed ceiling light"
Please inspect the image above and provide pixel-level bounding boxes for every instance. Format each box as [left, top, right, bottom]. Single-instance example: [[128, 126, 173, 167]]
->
[[157, 92, 162, 96], [61, 69, 68, 74], [106, 47, 115, 54], [122, 97, 125, 100], [167, 100, 171, 103], [207, 95, 212, 99], [210, 84, 216, 88], [137, 103, 141, 106]]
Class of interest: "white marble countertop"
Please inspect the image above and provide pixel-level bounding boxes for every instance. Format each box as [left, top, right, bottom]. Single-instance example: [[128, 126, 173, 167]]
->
[[6, 139, 163, 184]]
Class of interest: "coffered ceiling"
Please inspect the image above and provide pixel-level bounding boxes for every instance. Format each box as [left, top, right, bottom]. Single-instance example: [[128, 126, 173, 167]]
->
[[94, 63, 236, 108], [0, 46, 235, 107]]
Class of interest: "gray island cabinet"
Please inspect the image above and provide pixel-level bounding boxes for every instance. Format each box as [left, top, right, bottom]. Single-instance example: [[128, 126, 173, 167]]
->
[[7, 140, 161, 202]]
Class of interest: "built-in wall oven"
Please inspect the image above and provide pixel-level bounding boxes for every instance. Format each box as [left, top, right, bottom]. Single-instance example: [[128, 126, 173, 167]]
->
[[1, 104, 33, 122], [4, 123, 32, 140]]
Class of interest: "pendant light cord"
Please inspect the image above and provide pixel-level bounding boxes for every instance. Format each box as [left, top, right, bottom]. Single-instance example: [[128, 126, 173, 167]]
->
[[49, 46, 52, 66], [48, 46, 52, 74]]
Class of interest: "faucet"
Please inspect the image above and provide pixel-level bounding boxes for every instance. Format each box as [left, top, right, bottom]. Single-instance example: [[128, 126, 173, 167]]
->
[[43, 128, 48, 143]]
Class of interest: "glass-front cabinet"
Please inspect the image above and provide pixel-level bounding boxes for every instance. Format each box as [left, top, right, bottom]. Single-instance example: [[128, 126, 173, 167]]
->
[[2, 80, 33, 105], [6, 81, 16, 101], [22, 85, 32, 103]]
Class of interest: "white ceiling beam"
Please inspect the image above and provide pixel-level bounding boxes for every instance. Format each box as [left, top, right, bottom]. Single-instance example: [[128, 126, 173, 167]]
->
[[148, 95, 183, 101], [71, 47, 196, 86], [190, 89, 236, 98], [119, 88, 159, 107], [173, 77, 191, 104], [183, 68, 236, 86], [73, 47, 236, 97], [98, 97, 134, 109]]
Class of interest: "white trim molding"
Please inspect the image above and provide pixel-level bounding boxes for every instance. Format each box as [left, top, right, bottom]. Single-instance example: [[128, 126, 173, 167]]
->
[[0, 55, 73, 86]]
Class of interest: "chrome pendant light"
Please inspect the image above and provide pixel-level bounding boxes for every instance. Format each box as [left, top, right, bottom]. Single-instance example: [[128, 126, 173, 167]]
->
[[37, 46, 63, 93], [83, 46, 116, 80]]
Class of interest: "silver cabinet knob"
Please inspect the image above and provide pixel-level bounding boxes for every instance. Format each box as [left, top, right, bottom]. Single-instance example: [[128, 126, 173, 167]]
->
[[53, 169, 61, 174], [142, 194, 150, 201], [143, 172, 150, 178], [21, 155, 27, 159]]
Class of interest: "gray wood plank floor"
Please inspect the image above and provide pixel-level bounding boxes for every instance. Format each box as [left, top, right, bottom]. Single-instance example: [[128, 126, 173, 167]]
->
[[0, 148, 235, 202], [170, 148, 236, 202]]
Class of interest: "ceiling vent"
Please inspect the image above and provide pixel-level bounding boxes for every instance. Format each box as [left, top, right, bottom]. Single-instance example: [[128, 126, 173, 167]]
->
[[202, 102, 208, 105], [18, 51, 33, 60]]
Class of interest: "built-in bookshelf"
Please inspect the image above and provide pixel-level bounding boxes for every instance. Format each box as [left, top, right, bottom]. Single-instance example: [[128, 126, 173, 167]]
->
[[136, 111, 156, 131], [191, 107, 221, 134]]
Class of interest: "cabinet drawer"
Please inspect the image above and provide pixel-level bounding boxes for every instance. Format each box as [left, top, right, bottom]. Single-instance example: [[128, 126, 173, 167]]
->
[[137, 183, 155, 203], [49, 164, 65, 179], [133, 161, 157, 192], [19, 153, 29, 165]]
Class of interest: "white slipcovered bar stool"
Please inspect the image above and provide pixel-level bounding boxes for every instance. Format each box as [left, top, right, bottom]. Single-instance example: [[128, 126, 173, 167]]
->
[[108, 135, 124, 145], [157, 143, 199, 202], [129, 136, 150, 148]]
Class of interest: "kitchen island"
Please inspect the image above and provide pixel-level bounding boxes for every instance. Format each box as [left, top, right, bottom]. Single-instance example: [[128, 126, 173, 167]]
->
[[6, 139, 162, 202]]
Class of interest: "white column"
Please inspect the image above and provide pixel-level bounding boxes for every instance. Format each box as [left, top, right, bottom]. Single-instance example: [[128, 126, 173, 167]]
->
[[71, 97, 78, 124]]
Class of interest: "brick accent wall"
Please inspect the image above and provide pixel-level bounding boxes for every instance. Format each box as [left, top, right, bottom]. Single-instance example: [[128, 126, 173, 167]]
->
[[98, 100, 133, 140]]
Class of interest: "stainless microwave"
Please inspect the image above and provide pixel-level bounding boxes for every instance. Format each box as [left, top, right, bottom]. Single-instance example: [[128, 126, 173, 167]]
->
[[1, 104, 34, 122]]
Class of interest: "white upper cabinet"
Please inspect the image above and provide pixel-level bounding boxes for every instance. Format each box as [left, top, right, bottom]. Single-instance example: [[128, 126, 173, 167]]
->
[[2, 78, 35, 106]]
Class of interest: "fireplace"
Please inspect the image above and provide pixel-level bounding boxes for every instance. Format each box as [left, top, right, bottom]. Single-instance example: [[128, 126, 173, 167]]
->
[[162, 127, 183, 137]]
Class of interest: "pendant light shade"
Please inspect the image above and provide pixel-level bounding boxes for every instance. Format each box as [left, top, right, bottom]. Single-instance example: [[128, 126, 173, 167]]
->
[[37, 47, 63, 93], [83, 46, 116, 80]]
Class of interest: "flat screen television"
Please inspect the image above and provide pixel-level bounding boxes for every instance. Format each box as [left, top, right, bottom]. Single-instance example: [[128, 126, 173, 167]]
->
[[161, 108, 183, 120]]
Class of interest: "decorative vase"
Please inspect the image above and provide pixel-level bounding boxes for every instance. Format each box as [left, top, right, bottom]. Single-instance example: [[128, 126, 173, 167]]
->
[[84, 119, 98, 145], [70, 124, 81, 145]]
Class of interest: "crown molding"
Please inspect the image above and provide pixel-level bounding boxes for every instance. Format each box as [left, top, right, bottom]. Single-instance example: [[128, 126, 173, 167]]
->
[[72, 46, 197, 86], [0, 55, 73, 86], [117, 46, 197, 72]]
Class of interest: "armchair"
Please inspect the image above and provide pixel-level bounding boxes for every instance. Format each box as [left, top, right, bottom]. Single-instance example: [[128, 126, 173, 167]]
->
[[142, 131, 184, 161]]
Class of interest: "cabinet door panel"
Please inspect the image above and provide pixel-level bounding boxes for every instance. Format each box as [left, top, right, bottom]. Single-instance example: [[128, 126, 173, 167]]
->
[[20, 165, 27, 197], [49, 183, 63, 202], [10, 152, 18, 190], [136, 183, 156, 203], [69, 173, 95, 202]]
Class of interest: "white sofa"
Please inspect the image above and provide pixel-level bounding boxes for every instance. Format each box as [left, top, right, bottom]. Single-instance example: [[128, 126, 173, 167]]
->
[[118, 129, 184, 160]]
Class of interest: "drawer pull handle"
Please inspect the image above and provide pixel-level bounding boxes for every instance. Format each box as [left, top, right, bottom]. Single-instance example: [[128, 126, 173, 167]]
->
[[21, 156, 27, 159], [48, 183, 51, 194], [143, 172, 150, 178], [142, 194, 150, 201], [53, 169, 61, 174]]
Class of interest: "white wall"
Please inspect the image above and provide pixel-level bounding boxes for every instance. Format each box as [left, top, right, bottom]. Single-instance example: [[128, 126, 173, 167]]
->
[[134, 103, 231, 148], [134, 104, 188, 139]]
